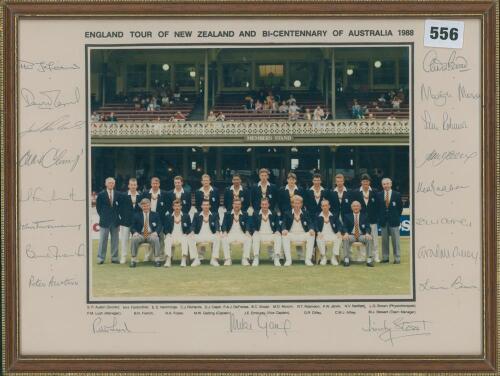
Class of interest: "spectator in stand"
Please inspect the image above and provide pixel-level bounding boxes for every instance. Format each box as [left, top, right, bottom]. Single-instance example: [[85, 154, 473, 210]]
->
[[91, 112, 100, 121], [289, 106, 300, 121], [271, 100, 279, 113], [313, 105, 325, 120], [161, 95, 170, 106], [207, 111, 217, 121], [216, 112, 226, 121], [377, 94, 386, 103], [173, 88, 181, 102], [367, 112, 375, 119], [289, 102, 300, 113], [174, 111, 186, 121], [108, 112, 117, 122], [387, 112, 397, 120], [255, 100, 263, 112], [263, 100, 271, 112], [286, 94, 297, 105], [391, 97, 402, 110], [278, 101, 289, 113], [304, 108, 312, 121], [351, 99, 363, 119], [244, 97, 255, 112]]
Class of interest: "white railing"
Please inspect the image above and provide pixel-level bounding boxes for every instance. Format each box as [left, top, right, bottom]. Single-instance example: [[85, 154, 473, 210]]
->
[[90, 119, 410, 137]]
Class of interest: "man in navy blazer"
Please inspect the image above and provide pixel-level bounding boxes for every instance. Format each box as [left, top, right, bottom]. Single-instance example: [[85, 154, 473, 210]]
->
[[189, 199, 221, 267], [281, 195, 316, 266], [223, 174, 251, 212], [278, 172, 304, 215], [163, 199, 193, 267], [96, 177, 120, 264], [130, 198, 162, 267], [194, 174, 220, 214], [329, 173, 353, 223], [221, 197, 252, 266], [251, 168, 278, 212], [141, 177, 168, 261], [117, 178, 142, 264], [354, 174, 380, 262], [341, 201, 374, 267], [305, 173, 329, 218], [315, 199, 343, 266], [166, 175, 192, 215], [377, 177, 403, 264], [251, 197, 282, 267]]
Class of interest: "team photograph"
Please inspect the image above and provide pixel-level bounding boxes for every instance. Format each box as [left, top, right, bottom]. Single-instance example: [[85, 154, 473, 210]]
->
[[88, 45, 412, 299]]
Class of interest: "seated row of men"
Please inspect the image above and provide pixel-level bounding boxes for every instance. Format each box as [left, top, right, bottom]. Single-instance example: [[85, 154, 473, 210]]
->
[[96, 169, 403, 268]]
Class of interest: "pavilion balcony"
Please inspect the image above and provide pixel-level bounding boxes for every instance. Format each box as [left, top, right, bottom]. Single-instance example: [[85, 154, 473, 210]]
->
[[90, 119, 410, 146]]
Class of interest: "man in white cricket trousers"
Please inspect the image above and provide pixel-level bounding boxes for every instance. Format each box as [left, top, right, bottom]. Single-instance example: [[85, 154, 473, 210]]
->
[[221, 198, 252, 266], [129, 198, 162, 268], [117, 178, 141, 264], [251, 197, 282, 267], [315, 199, 343, 266], [142, 177, 168, 262], [355, 174, 380, 262], [281, 195, 316, 266], [189, 199, 221, 267], [163, 199, 194, 267]]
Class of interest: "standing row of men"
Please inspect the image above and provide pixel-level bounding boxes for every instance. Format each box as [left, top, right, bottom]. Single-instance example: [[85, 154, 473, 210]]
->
[[95, 169, 403, 267]]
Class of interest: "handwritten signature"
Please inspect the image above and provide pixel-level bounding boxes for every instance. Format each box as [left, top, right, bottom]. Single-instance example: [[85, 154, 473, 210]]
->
[[20, 60, 80, 72], [422, 50, 470, 73], [362, 316, 431, 346], [419, 275, 478, 292], [20, 115, 84, 137], [21, 87, 80, 110], [229, 313, 291, 338], [19, 147, 83, 172], [25, 243, 85, 260], [20, 186, 85, 203]]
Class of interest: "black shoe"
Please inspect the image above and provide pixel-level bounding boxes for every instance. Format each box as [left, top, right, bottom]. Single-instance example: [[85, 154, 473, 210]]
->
[[381, 259, 390, 263], [343, 258, 350, 267], [393, 260, 401, 264], [154, 261, 162, 267], [111, 260, 120, 264], [97, 260, 104, 265], [130, 261, 137, 268]]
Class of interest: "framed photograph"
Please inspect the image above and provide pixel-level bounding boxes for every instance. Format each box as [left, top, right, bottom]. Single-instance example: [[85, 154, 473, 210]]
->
[[1, 0, 497, 374]]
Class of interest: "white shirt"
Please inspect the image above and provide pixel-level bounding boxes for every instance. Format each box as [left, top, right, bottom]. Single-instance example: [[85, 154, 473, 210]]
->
[[172, 214, 183, 237], [310, 186, 324, 204], [229, 211, 244, 235], [290, 210, 305, 233], [359, 187, 372, 205], [199, 186, 214, 200], [319, 211, 334, 236], [334, 187, 346, 203], [199, 214, 212, 236], [384, 189, 393, 202], [128, 190, 138, 205], [149, 189, 161, 212], [174, 188, 184, 200]]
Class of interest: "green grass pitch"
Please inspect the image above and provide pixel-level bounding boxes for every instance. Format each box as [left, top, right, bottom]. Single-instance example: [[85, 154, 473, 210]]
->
[[91, 238, 412, 298]]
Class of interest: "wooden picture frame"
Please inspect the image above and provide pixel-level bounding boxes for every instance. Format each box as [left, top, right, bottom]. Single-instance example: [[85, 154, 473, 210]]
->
[[1, 1, 497, 373]]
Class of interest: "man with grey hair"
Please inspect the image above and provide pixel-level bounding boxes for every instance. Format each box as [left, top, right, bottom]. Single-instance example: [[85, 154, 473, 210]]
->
[[130, 198, 162, 267], [376, 177, 403, 264], [96, 177, 120, 264], [341, 200, 374, 267]]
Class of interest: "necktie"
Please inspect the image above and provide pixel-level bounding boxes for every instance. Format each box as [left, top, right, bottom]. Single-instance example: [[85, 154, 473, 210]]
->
[[108, 191, 112, 206], [143, 213, 149, 238], [385, 191, 390, 208], [354, 214, 360, 240]]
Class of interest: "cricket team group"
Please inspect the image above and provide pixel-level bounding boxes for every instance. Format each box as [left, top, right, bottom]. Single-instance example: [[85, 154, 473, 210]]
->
[[95, 169, 404, 268]]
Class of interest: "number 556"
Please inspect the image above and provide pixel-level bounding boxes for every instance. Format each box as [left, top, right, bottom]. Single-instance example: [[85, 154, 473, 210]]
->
[[429, 26, 459, 41]]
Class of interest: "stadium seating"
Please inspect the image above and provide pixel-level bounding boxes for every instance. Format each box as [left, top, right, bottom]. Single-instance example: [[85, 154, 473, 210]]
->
[[343, 91, 409, 119], [94, 100, 196, 122]]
